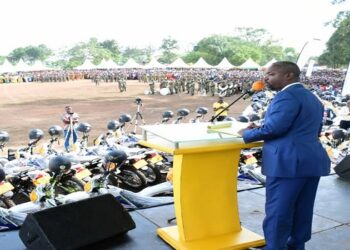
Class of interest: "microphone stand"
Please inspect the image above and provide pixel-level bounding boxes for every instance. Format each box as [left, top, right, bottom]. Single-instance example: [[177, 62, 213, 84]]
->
[[209, 91, 248, 122]]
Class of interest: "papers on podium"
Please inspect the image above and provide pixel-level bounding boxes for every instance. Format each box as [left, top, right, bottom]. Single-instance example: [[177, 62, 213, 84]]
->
[[207, 121, 247, 137]]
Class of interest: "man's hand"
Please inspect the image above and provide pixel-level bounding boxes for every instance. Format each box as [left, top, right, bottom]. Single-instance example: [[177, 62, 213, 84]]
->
[[247, 122, 259, 129], [237, 123, 259, 136]]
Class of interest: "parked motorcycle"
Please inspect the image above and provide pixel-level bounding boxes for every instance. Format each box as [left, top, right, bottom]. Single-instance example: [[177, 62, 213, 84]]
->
[[189, 107, 208, 123], [0, 168, 16, 208], [172, 108, 190, 124]]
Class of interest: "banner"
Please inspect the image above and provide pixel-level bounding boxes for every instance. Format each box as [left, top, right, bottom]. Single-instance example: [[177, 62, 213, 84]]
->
[[305, 60, 315, 77], [342, 62, 350, 96]]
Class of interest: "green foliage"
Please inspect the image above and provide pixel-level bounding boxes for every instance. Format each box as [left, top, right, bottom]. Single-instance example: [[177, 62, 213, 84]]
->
[[7, 45, 52, 64], [326, 11, 350, 28], [7, 47, 26, 64], [158, 51, 178, 64], [2, 29, 301, 69], [160, 37, 179, 51], [233, 27, 272, 46], [121, 46, 153, 65], [46, 38, 122, 69], [182, 51, 202, 64], [184, 30, 295, 66], [158, 37, 179, 64], [100, 39, 122, 63], [319, 15, 350, 68], [331, 0, 346, 4], [0, 56, 5, 64], [283, 47, 298, 62]]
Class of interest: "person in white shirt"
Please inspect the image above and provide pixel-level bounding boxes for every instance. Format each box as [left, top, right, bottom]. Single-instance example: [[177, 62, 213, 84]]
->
[[61, 106, 79, 151]]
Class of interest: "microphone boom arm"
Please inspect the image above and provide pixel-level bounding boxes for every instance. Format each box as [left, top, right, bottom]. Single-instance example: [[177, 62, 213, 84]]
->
[[209, 92, 247, 122]]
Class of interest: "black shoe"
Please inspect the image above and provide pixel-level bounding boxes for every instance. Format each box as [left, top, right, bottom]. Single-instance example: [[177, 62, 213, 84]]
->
[[287, 244, 304, 250]]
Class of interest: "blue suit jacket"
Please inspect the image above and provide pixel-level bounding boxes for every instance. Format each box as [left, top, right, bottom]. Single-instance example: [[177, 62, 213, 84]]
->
[[243, 84, 330, 177]]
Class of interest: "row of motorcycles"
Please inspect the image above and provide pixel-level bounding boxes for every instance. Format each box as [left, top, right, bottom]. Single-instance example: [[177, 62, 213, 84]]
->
[[0, 100, 266, 230], [0, 117, 177, 230], [1, 88, 348, 231]]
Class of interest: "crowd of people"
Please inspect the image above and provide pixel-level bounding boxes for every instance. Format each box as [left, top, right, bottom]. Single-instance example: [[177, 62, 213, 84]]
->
[[0, 68, 347, 96]]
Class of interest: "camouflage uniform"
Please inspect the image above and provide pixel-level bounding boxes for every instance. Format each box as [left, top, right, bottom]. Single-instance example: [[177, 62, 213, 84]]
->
[[149, 80, 155, 94]]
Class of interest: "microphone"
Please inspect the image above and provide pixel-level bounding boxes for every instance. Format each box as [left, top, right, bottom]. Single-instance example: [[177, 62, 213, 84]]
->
[[243, 80, 265, 100]]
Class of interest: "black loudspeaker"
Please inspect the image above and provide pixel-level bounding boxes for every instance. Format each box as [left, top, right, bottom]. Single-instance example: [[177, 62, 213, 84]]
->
[[334, 155, 350, 180], [19, 194, 136, 250]]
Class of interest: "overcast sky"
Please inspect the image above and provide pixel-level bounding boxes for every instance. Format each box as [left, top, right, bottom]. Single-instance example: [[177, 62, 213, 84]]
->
[[1, 0, 349, 55]]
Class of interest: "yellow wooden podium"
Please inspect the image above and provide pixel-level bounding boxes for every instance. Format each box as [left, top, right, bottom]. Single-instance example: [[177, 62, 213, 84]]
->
[[139, 122, 265, 250]]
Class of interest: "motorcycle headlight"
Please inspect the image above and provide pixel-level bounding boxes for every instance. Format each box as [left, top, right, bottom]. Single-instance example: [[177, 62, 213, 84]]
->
[[29, 190, 38, 202], [84, 182, 92, 192]]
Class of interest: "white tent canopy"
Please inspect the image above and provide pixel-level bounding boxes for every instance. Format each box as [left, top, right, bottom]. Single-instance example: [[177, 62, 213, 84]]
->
[[120, 58, 143, 68], [192, 57, 212, 68], [0, 59, 16, 73], [14, 59, 32, 72], [75, 60, 98, 70], [144, 58, 166, 69], [238, 58, 261, 70], [28, 61, 50, 71], [98, 59, 121, 69], [262, 58, 277, 69], [168, 58, 189, 68], [215, 57, 235, 69]]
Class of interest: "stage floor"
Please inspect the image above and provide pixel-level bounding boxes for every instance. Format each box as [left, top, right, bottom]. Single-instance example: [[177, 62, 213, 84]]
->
[[1, 174, 349, 250]]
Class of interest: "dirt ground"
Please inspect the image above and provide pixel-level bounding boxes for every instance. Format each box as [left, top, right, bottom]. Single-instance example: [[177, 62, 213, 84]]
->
[[0, 80, 250, 148]]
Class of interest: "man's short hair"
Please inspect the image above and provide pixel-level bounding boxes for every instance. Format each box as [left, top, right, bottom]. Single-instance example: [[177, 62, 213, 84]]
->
[[271, 61, 301, 78]]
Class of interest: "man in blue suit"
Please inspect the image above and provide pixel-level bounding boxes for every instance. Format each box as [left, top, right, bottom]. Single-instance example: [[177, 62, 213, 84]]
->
[[238, 61, 330, 250]]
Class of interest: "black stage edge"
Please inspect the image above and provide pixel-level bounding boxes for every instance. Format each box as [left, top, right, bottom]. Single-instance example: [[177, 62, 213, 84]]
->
[[1, 212, 172, 250]]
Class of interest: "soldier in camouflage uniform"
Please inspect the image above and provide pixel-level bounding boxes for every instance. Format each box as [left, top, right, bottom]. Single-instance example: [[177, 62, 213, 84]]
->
[[117, 75, 126, 92], [108, 72, 114, 82], [174, 79, 180, 94], [149, 80, 155, 95], [159, 78, 168, 89], [168, 80, 174, 95], [188, 80, 195, 96], [200, 77, 207, 95], [208, 80, 216, 97], [94, 73, 101, 86], [180, 77, 186, 93]]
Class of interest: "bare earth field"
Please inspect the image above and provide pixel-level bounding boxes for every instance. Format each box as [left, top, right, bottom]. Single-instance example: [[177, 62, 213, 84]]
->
[[0, 80, 249, 148]]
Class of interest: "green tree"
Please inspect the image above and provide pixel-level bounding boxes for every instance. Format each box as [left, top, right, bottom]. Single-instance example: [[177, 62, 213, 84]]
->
[[84, 38, 112, 65], [283, 47, 298, 62], [158, 37, 179, 64], [233, 27, 271, 46], [23, 45, 52, 64], [99, 39, 121, 62], [121, 47, 153, 64], [183, 31, 290, 66], [331, 0, 346, 4], [50, 38, 118, 69], [67, 44, 87, 69], [7, 47, 26, 64], [317, 0, 349, 67], [319, 15, 350, 68], [7, 45, 52, 64]]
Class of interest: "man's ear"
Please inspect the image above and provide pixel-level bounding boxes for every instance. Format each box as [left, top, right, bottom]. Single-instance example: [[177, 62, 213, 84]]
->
[[286, 72, 294, 81]]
